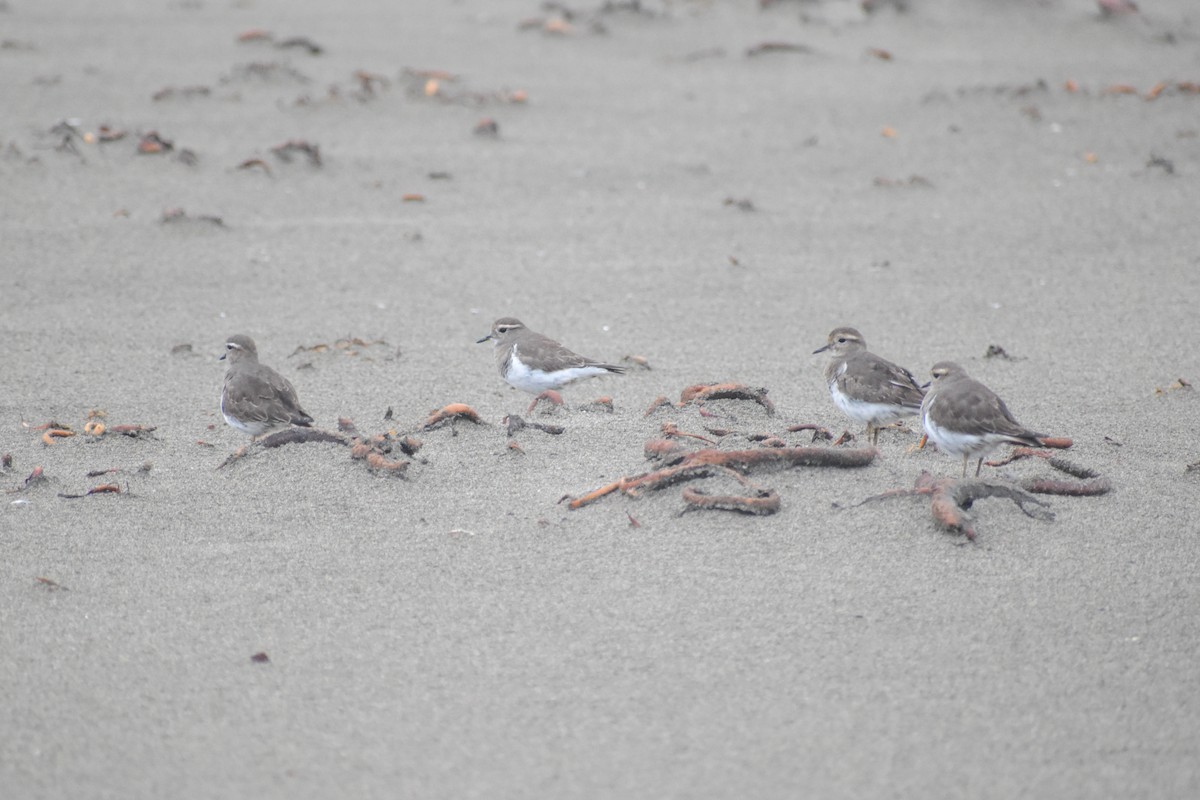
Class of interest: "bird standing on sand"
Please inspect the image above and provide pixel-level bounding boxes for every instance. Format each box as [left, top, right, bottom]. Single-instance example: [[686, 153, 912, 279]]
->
[[920, 361, 1044, 477], [220, 334, 313, 440], [477, 317, 624, 411], [813, 326, 925, 445]]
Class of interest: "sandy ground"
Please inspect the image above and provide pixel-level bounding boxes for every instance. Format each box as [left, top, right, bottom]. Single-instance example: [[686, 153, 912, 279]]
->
[[3, 0, 1199, 797]]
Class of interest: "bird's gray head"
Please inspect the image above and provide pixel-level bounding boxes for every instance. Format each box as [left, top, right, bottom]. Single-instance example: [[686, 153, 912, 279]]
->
[[812, 326, 866, 356], [476, 317, 526, 345], [928, 361, 967, 383], [221, 334, 258, 363]]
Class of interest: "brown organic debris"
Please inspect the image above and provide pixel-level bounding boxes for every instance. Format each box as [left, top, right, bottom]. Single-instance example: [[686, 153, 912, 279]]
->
[[217, 427, 348, 469], [849, 453, 1109, 541], [660, 422, 716, 445], [271, 139, 322, 167], [831, 431, 855, 446], [503, 414, 564, 437], [261, 428, 346, 449], [723, 196, 756, 211], [5, 465, 47, 494], [679, 383, 775, 415], [41, 429, 75, 445], [1021, 476, 1112, 496], [681, 485, 781, 515], [137, 131, 174, 154], [644, 439, 691, 462], [579, 396, 614, 413], [237, 29, 274, 43], [1154, 378, 1193, 395], [527, 390, 564, 414], [852, 471, 1052, 542], [237, 158, 272, 176], [424, 403, 483, 430], [568, 444, 874, 511], [402, 67, 528, 107], [786, 423, 834, 443], [27, 421, 72, 432], [110, 424, 157, 438], [276, 36, 323, 55], [25, 466, 46, 488], [621, 354, 651, 370], [365, 452, 409, 475], [746, 41, 814, 57], [152, 85, 211, 102], [354, 70, 390, 95], [59, 483, 123, 499], [644, 395, 674, 416], [161, 208, 225, 226]]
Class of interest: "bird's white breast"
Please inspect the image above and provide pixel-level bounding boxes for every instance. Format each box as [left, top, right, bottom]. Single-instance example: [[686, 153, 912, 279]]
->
[[829, 365, 914, 426], [505, 350, 609, 394], [922, 412, 1005, 459]]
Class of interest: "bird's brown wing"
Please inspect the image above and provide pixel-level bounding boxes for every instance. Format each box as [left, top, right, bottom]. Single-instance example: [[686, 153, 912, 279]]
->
[[227, 369, 312, 426], [941, 378, 1041, 444], [526, 332, 625, 374], [840, 353, 924, 410]]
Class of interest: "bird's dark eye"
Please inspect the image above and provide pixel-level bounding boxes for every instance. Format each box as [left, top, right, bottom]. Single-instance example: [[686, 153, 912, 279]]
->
[[837, 337, 846, 343], [226, 343, 234, 350]]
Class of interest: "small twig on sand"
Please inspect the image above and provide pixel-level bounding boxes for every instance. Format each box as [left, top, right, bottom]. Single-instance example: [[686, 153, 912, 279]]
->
[[217, 427, 348, 469], [681, 485, 780, 515], [679, 383, 775, 415], [424, 403, 483, 430]]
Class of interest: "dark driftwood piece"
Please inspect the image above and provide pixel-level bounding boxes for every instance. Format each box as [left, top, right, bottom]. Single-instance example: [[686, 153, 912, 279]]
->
[[852, 471, 1053, 542], [679, 383, 775, 416], [850, 451, 1112, 540], [1021, 477, 1112, 496], [217, 427, 349, 469], [504, 415, 564, 437], [260, 428, 347, 448], [681, 486, 781, 515], [568, 444, 876, 511]]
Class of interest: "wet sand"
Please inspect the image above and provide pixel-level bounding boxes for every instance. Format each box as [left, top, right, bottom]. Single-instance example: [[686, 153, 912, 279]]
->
[[2, 1, 1199, 797]]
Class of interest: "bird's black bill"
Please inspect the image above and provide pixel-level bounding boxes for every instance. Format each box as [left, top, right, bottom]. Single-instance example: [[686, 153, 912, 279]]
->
[[812, 344, 830, 355], [475, 335, 492, 344]]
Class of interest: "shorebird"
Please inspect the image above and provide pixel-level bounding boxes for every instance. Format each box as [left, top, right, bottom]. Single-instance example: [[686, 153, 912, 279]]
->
[[920, 361, 1044, 477], [477, 317, 624, 411], [220, 334, 313, 440], [813, 326, 925, 445]]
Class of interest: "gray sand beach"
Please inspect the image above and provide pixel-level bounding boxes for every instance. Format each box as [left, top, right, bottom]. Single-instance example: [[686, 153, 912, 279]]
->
[[2, 0, 1199, 797]]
